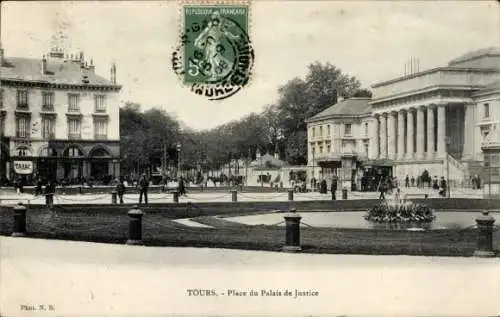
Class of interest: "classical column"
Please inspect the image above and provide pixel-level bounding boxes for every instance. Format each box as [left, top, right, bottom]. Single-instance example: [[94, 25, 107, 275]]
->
[[406, 109, 414, 160], [371, 116, 379, 159], [387, 112, 396, 160], [437, 104, 447, 157], [416, 107, 425, 160], [397, 111, 405, 160], [427, 106, 435, 159], [462, 103, 475, 160], [379, 113, 387, 159]]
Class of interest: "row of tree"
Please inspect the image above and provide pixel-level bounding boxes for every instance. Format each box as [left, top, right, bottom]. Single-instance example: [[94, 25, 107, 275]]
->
[[120, 62, 372, 175]]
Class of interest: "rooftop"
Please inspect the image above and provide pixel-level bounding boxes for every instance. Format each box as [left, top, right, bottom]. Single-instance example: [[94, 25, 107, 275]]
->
[[307, 98, 372, 122], [448, 47, 500, 66], [1, 55, 118, 88]]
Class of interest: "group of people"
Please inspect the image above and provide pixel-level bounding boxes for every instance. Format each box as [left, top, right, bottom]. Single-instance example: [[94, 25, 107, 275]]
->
[[112, 174, 188, 205]]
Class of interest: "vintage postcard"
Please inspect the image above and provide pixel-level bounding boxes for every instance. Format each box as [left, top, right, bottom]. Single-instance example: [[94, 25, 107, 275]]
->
[[1, 0, 500, 316]]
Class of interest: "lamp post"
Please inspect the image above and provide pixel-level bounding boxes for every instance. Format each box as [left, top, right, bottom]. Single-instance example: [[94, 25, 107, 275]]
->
[[176, 142, 181, 179]]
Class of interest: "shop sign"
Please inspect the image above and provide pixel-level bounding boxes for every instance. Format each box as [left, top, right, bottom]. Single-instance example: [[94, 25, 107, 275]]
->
[[14, 161, 33, 174]]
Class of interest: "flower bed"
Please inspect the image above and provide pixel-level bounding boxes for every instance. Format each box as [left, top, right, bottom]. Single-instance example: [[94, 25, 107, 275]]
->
[[364, 200, 436, 224]]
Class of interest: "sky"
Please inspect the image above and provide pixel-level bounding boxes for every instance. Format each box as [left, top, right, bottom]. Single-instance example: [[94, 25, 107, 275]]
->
[[1, 1, 499, 131]]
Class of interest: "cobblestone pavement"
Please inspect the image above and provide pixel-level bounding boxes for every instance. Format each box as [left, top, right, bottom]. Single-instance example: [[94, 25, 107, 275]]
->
[[0, 187, 485, 205]]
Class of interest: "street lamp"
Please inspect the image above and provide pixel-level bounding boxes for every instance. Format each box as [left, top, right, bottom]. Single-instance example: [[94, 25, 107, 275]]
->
[[176, 142, 181, 179]]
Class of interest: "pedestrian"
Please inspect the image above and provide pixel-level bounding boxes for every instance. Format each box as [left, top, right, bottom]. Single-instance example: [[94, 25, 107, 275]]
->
[[432, 176, 439, 190], [439, 177, 447, 197], [330, 176, 338, 200], [395, 188, 401, 204], [378, 179, 387, 201], [138, 173, 149, 204], [178, 176, 186, 196], [411, 176, 415, 187], [405, 175, 409, 188], [116, 177, 126, 204], [320, 179, 327, 194], [35, 177, 43, 196], [45, 179, 55, 207]]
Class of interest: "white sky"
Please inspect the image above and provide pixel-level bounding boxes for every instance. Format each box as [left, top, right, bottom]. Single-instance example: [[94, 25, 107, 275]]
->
[[1, 1, 499, 131]]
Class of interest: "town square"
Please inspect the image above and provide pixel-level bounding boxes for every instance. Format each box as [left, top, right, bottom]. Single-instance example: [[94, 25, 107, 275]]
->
[[0, 1, 500, 316]]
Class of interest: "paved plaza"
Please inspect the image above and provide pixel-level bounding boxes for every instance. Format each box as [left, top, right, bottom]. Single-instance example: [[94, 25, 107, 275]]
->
[[0, 187, 485, 206], [1, 236, 499, 317]]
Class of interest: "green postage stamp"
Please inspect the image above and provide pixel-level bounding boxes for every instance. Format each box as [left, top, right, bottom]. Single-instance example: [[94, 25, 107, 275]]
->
[[172, 0, 254, 100]]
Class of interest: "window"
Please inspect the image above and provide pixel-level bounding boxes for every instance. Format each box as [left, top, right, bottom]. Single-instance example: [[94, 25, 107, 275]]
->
[[94, 95, 107, 112], [16, 117, 30, 138], [484, 103, 490, 119], [17, 90, 28, 108], [319, 126, 323, 136], [94, 119, 108, 140], [68, 94, 80, 112], [312, 127, 316, 138], [344, 123, 352, 136], [327, 145, 331, 153], [41, 117, 55, 139], [364, 142, 369, 156], [327, 125, 331, 136], [16, 147, 29, 157], [0, 116, 4, 135], [42, 92, 55, 111], [68, 118, 81, 139], [66, 146, 83, 157], [0, 89, 3, 108], [364, 122, 369, 136], [311, 146, 316, 155], [319, 146, 323, 153]]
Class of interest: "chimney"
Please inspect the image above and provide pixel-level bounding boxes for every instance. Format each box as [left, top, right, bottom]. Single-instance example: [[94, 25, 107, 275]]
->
[[110, 62, 117, 84], [88, 58, 95, 72], [41, 55, 47, 74]]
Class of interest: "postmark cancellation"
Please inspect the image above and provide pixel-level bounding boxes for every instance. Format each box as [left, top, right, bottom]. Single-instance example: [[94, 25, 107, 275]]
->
[[172, 0, 254, 101]]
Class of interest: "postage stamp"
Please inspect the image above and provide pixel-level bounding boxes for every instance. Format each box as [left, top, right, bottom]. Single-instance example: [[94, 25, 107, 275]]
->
[[172, 0, 254, 101]]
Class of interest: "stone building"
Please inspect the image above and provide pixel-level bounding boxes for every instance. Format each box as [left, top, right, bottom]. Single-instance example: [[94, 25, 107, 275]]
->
[[306, 47, 500, 189], [0, 46, 122, 184]]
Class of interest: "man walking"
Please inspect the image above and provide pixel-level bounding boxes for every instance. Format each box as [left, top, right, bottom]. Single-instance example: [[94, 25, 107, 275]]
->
[[116, 177, 126, 204], [138, 173, 149, 205], [330, 176, 338, 200]]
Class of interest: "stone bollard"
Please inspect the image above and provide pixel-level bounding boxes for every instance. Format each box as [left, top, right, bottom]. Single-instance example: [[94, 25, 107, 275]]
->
[[282, 208, 302, 252], [342, 188, 348, 200], [231, 189, 238, 202], [288, 189, 294, 201], [126, 206, 144, 245], [173, 191, 179, 203], [12, 203, 27, 237], [111, 190, 117, 205], [473, 210, 496, 257]]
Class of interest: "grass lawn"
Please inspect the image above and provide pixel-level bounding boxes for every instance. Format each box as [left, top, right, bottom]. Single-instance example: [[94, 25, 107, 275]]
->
[[0, 207, 498, 257]]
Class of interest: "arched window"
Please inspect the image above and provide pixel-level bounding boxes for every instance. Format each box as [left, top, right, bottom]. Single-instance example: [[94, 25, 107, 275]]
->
[[15, 146, 31, 157], [89, 147, 111, 158], [39, 147, 57, 157], [64, 146, 83, 157]]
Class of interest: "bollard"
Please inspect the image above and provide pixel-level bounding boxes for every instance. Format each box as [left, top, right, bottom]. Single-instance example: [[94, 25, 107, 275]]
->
[[111, 190, 117, 205], [79, 186, 83, 194], [12, 203, 27, 237], [342, 188, 348, 200], [173, 191, 179, 203], [126, 206, 144, 245], [473, 210, 496, 257], [288, 189, 294, 201], [282, 208, 302, 252], [231, 189, 238, 202]]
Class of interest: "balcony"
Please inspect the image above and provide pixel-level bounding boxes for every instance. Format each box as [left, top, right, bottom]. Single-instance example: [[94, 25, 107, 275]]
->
[[94, 107, 107, 113], [42, 133, 56, 140], [42, 104, 55, 112], [94, 134, 108, 141], [68, 133, 81, 140], [16, 103, 29, 110]]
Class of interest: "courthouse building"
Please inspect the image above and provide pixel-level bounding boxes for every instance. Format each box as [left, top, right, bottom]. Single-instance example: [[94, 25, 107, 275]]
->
[[307, 47, 500, 189], [0, 45, 122, 184]]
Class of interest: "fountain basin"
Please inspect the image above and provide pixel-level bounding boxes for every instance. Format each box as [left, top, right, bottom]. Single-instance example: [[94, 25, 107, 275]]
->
[[224, 211, 500, 230]]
